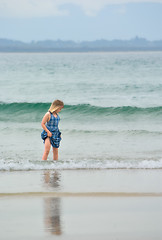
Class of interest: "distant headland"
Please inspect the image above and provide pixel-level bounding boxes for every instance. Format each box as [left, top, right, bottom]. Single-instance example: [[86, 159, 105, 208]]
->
[[0, 37, 162, 52]]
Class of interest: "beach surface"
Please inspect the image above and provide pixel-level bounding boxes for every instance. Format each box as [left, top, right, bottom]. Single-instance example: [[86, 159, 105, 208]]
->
[[0, 169, 162, 240]]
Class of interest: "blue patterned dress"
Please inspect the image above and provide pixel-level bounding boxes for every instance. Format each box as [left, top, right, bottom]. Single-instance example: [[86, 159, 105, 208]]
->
[[41, 112, 61, 148]]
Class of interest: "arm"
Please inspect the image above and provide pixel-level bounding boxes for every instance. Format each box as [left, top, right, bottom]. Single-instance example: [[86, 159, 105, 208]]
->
[[41, 112, 52, 137]]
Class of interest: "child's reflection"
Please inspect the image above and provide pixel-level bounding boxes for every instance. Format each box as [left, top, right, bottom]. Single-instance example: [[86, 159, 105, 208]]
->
[[43, 171, 62, 235]]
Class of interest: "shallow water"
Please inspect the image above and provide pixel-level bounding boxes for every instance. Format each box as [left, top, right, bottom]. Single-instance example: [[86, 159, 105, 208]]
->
[[0, 52, 162, 170]]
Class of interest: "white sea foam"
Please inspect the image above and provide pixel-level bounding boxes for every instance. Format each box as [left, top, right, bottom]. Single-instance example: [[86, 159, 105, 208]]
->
[[0, 158, 162, 171]]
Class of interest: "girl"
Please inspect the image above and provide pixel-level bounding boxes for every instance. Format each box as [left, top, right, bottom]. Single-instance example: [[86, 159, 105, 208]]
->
[[41, 100, 64, 160]]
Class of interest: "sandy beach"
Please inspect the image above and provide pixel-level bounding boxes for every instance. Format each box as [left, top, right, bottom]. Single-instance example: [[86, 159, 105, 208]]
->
[[0, 169, 162, 240]]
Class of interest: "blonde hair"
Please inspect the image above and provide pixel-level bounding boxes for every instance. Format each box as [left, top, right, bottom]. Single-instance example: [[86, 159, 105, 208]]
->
[[49, 100, 64, 113]]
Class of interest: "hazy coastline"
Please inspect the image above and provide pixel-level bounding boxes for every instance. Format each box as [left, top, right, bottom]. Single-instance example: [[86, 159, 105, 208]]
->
[[0, 37, 162, 52]]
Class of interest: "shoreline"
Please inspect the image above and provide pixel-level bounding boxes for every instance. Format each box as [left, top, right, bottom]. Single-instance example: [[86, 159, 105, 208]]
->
[[0, 169, 162, 239], [0, 169, 162, 194], [1, 191, 162, 198]]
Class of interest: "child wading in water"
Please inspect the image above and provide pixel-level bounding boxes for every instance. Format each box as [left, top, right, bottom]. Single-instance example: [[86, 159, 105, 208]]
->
[[41, 100, 64, 160]]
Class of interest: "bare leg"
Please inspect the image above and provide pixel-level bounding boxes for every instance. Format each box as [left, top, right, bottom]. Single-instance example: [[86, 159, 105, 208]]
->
[[53, 147, 58, 161], [42, 138, 51, 160]]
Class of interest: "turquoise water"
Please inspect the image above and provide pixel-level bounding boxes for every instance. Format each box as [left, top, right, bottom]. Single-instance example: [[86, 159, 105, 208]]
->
[[0, 52, 162, 170]]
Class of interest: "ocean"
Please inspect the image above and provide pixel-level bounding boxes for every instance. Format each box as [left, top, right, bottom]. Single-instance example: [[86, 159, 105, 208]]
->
[[0, 51, 162, 170]]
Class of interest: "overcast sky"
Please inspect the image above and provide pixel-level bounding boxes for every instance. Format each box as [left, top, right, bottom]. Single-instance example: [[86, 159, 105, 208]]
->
[[0, 0, 162, 42]]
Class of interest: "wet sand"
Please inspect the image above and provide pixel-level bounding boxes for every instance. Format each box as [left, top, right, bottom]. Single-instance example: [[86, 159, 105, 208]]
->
[[0, 169, 162, 240]]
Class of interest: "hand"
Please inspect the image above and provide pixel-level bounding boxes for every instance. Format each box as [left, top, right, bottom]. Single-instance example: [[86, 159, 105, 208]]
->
[[47, 131, 52, 137]]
